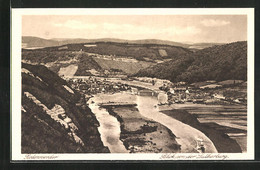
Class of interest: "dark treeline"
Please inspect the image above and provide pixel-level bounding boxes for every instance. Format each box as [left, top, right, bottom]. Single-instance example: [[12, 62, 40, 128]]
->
[[135, 41, 247, 83]]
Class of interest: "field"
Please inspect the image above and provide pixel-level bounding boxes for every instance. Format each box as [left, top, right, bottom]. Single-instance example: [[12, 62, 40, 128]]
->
[[160, 103, 247, 152], [93, 57, 153, 75]]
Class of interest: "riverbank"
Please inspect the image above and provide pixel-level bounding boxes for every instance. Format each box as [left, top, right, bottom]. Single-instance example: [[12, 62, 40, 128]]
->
[[162, 109, 243, 153], [88, 98, 128, 153], [90, 92, 217, 153], [88, 91, 245, 153], [105, 105, 181, 153], [136, 96, 218, 153], [158, 102, 247, 152]]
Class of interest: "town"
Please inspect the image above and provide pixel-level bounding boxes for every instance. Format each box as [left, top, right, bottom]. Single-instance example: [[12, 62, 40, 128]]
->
[[65, 74, 247, 106]]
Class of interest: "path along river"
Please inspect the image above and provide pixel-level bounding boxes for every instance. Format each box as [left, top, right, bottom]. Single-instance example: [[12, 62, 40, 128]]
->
[[88, 92, 217, 153]]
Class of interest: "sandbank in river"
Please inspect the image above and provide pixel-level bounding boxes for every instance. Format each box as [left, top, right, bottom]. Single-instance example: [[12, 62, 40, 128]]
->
[[88, 92, 241, 153]]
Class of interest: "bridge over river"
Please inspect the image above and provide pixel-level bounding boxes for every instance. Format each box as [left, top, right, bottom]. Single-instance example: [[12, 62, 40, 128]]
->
[[107, 79, 163, 94]]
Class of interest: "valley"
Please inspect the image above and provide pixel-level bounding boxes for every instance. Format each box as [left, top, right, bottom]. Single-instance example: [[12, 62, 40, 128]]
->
[[21, 39, 248, 154]]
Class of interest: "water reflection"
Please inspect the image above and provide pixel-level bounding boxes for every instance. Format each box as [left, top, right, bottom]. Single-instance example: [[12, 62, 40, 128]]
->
[[88, 98, 128, 153]]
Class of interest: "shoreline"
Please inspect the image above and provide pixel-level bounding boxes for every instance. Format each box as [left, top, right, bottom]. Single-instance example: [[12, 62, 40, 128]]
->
[[88, 92, 245, 153], [104, 105, 181, 153], [161, 109, 244, 153]]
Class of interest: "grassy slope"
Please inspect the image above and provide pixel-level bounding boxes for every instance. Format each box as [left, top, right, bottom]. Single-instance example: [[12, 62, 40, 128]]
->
[[93, 58, 153, 75], [22, 51, 102, 76]]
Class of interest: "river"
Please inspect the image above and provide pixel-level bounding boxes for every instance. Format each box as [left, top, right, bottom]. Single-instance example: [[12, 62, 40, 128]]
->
[[136, 96, 217, 153], [88, 92, 218, 153], [88, 97, 128, 153]]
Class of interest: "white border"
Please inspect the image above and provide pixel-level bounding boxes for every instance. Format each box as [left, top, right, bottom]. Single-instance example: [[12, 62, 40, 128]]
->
[[11, 8, 255, 161]]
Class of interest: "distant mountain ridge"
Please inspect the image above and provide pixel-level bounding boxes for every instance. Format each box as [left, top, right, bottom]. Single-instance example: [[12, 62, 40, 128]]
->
[[22, 36, 58, 48], [22, 36, 223, 49]]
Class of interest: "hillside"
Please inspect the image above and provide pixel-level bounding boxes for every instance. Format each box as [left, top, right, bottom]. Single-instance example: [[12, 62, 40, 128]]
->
[[22, 42, 193, 76], [22, 51, 102, 76], [22, 36, 58, 48], [135, 41, 247, 83], [93, 58, 153, 75], [22, 63, 109, 153], [34, 42, 192, 61], [188, 42, 224, 49], [22, 49, 153, 75]]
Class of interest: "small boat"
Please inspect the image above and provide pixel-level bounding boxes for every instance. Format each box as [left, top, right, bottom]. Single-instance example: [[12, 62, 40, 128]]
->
[[195, 138, 206, 153]]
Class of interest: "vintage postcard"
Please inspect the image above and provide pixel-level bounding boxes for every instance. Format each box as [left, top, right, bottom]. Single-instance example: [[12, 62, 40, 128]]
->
[[11, 8, 254, 161]]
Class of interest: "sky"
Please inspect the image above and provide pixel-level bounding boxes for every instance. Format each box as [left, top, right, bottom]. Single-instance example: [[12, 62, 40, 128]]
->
[[22, 15, 247, 43]]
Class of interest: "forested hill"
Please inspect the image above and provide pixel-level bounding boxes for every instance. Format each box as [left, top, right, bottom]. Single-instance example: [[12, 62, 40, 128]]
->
[[135, 41, 247, 83], [30, 41, 193, 61]]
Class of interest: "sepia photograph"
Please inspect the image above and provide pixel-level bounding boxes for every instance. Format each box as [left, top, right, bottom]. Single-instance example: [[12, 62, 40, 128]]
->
[[11, 8, 254, 161]]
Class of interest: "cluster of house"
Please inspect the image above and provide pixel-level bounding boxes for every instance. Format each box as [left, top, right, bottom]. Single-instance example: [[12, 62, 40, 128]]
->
[[81, 67, 128, 79], [68, 77, 131, 94], [157, 80, 247, 105], [66, 74, 246, 105]]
